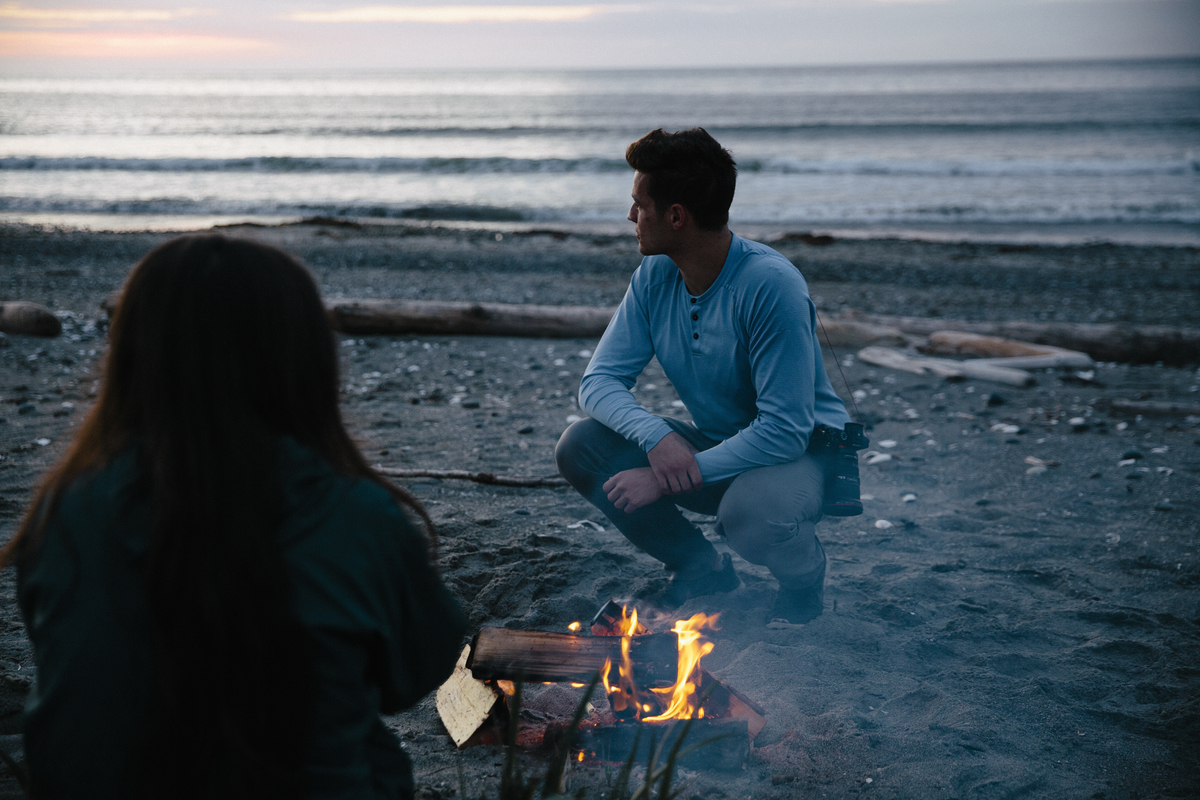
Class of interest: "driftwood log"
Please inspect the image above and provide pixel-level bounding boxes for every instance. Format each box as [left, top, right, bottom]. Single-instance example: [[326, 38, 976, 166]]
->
[[100, 289, 1198, 364], [328, 299, 613, 338], [1104, 399, 1200, 418], [0, 301, 61, 337], [375, 467, 567, 488], [544, 718, 750, 771], [467, 628, 678, 685], [857, 346, 1037, 387], [842, 311, 1200, 366]]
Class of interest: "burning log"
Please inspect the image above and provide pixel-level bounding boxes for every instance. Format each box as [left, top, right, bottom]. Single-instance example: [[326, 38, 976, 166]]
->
[[544, 717, 750, 772], [467, 628, 678, 685]]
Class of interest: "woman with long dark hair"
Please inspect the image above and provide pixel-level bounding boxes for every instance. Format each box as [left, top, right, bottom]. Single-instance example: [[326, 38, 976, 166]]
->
[[2, 234, 466, 798]]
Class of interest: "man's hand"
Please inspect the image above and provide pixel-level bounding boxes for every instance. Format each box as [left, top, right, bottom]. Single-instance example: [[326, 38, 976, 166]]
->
[[604, 467, 663, 514], [647, 432, 703, 495]]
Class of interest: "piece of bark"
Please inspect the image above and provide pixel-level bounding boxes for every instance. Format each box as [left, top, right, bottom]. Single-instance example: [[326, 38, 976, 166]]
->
[[436, 645, 506, 748], [0, 302, 61, 337], [1105, 399, 1200, 417], [375, 467, 567, 487], [544, 718, 750, 772], [468, 628, 678, 684], [327, 299, 614, 338], [696, 668, 768, 742], [842, 311, 1200, 366]]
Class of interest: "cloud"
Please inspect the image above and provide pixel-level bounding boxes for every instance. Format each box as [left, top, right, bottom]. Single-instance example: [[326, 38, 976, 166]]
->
[[282, 4, 626, 23], [0, 3, 201, 23], [0, 29, 271, 57]]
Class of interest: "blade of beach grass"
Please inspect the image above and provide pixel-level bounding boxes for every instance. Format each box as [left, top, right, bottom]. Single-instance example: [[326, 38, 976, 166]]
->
[[542, 673, 601, 797]]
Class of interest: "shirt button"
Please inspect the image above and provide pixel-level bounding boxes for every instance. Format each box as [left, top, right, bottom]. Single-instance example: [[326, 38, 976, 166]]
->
[[693, 333, 699, 340], [692, 313, 698, 321], [690, 298, 696, 304]]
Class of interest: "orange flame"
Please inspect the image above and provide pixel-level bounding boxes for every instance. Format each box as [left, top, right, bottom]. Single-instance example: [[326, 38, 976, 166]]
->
[[599, 606, 719, 722], [600, 605, 644, 719], [643, 612, 718, 722]]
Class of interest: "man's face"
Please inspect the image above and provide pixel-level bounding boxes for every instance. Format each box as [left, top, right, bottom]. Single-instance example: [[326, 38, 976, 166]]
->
[[627, 171, 672, 256]]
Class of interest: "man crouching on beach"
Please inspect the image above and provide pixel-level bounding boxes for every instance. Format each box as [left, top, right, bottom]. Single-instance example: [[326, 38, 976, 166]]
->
[[555, 127, 852, 624]]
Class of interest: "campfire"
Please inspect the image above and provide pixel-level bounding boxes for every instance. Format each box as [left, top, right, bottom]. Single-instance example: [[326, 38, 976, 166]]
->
[[436, 600, 766, 771]]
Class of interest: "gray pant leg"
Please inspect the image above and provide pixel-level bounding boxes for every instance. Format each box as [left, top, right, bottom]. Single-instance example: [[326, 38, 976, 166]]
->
[[555, 418, 724, 577], [716, 454, 826, 583]]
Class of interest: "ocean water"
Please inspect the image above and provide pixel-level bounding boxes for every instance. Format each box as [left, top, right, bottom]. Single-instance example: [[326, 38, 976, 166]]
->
[[1, 59, 1198, 244]]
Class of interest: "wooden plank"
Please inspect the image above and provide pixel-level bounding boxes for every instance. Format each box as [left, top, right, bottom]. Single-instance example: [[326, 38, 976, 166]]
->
[[544, 718, 750, 772], [436, 645, 504, 748], [468, 628, 678, 684]]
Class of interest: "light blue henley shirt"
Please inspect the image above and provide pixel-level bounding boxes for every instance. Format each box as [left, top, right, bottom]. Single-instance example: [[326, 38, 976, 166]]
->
[[579, 233, 851, 484]]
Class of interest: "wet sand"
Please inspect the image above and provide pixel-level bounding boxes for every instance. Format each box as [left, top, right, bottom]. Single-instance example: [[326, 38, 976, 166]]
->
[[1, 221, 1198, 798]]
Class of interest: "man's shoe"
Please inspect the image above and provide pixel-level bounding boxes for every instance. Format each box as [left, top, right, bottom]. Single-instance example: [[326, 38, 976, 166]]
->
[[649, 553, 740, 609], [767, 563, 825, 625]]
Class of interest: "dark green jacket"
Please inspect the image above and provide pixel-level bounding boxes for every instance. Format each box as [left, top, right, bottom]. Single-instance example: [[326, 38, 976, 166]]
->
[[18, 438, 466, 798]]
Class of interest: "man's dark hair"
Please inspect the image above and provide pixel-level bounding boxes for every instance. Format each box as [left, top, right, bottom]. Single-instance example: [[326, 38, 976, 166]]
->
[[625, 127, 737, 232]]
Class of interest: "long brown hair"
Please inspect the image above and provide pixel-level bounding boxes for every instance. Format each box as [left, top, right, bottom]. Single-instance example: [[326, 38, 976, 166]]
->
[[2, 234, 432, 798]]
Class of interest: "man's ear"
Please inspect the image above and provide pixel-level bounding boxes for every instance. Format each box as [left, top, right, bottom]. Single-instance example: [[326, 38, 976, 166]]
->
[[668, 203, 688, 230]]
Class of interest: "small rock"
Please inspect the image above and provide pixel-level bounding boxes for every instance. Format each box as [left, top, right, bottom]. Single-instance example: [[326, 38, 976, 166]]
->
[[1154, 500, 1173, 511], [874, 519, 893, 529], [1068, 417, 1088, 431], [1105, 533, 1121, 546], [17, 403, 35, 415], [985, 393, 1006, 407], [517, 425, 534, 434], [902, 493, 917, 503], [35, 438, 50, 446], [1122, 449, 1143, 460], [1126, 472, 1142, 480], [1026, 465, 1048, 475], [1089, 471, 1102, 478], [865, 452, 892, 465], [879, 440, 897, 449], [461, 400, 480, 409], [565, 414, 582, 423], [513, 508, 531, 516]]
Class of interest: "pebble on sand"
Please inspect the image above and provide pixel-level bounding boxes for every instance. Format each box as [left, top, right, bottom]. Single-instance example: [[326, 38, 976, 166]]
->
[[875, 519, 893, 529]]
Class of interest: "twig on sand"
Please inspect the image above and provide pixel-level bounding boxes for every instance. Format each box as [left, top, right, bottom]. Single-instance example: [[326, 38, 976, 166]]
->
[[375, 466, 568, 487]]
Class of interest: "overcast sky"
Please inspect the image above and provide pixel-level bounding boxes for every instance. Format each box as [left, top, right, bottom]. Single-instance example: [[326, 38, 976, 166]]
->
[[1, 0, 1198, 70]]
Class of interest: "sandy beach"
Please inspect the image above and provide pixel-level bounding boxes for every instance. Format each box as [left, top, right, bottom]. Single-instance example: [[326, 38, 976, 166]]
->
[[1, 220, 1198, 799]]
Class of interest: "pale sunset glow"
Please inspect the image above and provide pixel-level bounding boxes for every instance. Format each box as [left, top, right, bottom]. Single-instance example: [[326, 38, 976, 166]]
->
[[0, 0, 1194, 68], [283, 5, 612, 24], [0, 2, 198, 22], [0, 29, 270, 57]]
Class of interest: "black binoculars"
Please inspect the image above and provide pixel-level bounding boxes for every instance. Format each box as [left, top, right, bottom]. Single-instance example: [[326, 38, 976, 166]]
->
[[807, 422, 869, 517]]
